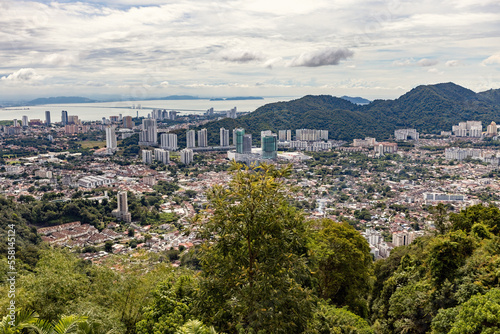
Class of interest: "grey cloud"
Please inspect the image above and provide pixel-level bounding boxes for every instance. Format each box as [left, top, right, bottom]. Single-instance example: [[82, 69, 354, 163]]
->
[[445, 60, 462, 67], [220, 50, 264, 63], [417, 58, 439, 67], [288, 47, 354, 67]]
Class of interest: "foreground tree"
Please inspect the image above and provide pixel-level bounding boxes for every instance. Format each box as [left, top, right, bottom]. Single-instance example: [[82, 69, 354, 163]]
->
[[309, 219, 372, 317], [196, 162, 313, 334]]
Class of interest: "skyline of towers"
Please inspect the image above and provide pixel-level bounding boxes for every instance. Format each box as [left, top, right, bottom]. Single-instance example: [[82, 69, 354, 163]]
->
[[139, 119, 158, 146]]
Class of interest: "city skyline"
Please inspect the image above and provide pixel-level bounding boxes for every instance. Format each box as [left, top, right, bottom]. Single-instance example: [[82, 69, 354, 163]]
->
[[0, 0, 499, 101]]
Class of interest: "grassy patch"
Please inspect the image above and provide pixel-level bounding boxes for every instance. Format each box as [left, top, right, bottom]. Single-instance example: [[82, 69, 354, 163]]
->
[[77, 141, 106, 149]]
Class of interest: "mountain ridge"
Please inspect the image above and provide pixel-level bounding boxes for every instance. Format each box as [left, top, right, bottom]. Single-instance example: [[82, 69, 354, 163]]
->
[[194, 82, 500, 143]]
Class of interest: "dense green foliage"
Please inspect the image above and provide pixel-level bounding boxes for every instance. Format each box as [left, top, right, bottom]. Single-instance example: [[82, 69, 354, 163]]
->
[[197, 83, 500, 143], [371, 204, 500, 334]]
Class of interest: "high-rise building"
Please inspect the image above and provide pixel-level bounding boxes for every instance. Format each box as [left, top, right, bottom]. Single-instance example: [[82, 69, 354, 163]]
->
[[278, 130, 292, 142], [262, 134, 278, 159], [142, 150, 152, 164], [61, 110, 68, 125], [186, 130, 196, 148], [154, 148, 169, 164], [22, 116, 28, 127], [487, 121, 498, 136], [169, 110, 177, 120], [198, 128, 208, 147], [160, 133, 178, 150], [68, 115, 79, 124], [243, 134, 252, 154], [123, 116, 133, 129], [226, 107, 237, 119], [113, 191, 131, 223], [220, 128, 230, 147], [261, 130, 273, 149], [180, 148, 193, 164], [139, 119, 158, 146], [105, 126, 117, 154], [45, 111, 51, 126], [235, 128, 245, 153]]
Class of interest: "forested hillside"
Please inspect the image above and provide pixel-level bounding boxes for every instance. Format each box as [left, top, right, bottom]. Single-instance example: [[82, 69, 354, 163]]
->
[[196, 83, 500, 144]]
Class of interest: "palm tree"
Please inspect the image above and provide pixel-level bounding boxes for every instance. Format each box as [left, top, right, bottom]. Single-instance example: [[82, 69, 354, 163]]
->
[[0, 311, 87, 334], [0, 310, 39, 334], [175, 320, 218, 334]]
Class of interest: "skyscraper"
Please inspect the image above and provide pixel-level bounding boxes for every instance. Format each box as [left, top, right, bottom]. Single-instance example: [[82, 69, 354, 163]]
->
[[180, 148, 194, 164], [142, 150, 152, 164], [123, 116, 133, 129], [220, 128, 230, 147], [160, 133, 178, 150], [186, 130, 196, 148], [13, 119, 18, 127], [235, 128, 245, 153], [22, 116, 28, 127], [198, 128, 208, 147], [154, 148, 169, 164], [113, 191, 131, 223], [243, 134, 252, 154], [139, 119, 158, 146], [105, 126, 117, 154], [61, 110, 68, 125], [261, 134, 278, 159], [45, 111, 51, 126]]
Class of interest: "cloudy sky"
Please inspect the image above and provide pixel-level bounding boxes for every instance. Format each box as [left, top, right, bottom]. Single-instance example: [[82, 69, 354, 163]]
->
[[0, 0, 499, 101]]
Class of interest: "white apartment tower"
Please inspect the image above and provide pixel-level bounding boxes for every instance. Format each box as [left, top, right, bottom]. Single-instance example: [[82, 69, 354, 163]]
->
[[154, 148, 169, 164], [198, 128, 208, 147], [180, 148, 193, 164], [139, 119, 158, 146], [186, 130, 196, 148], [105, 126, 117, 154], [142, 150, 152, 164], [220, 128, 230, 147], [160, 133, 178, 150]]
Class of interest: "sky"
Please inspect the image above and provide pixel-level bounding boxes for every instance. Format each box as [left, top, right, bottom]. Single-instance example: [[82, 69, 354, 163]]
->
[[0, 0, 499, 101]]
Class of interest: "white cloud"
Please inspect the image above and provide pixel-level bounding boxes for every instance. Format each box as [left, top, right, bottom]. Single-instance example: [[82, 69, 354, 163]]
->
[[41, 53, 80, 66], [288, 48, 354, 67], [482, 54, 500, 65], [1, 68, 45, 82]]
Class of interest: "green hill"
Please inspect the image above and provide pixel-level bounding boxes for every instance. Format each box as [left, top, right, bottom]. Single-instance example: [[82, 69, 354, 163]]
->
[[192, 82, 500, 144]]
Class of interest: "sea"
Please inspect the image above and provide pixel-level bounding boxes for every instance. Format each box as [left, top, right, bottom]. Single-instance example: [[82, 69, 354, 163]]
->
[[0, 97, 297, 122]]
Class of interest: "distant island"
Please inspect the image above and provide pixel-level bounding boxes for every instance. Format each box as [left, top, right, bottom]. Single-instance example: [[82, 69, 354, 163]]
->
[[210, 96, 264, 101], [28, 96, 97, 105], [340, 96, 371, 105]]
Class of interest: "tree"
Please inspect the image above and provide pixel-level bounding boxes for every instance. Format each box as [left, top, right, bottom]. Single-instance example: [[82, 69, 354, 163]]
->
[[309, 219, 372, 317], [432, 288, 500, 334], [305, 302, 374, 334], [196, 162, 313, 334]]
